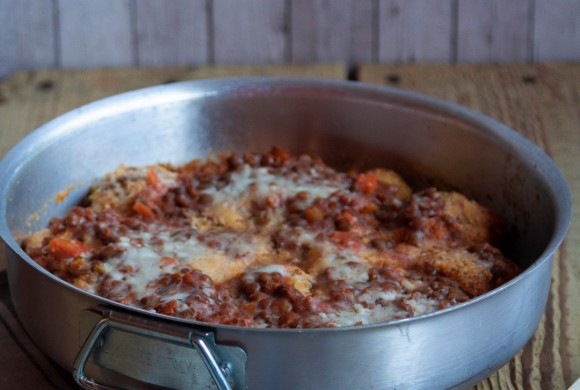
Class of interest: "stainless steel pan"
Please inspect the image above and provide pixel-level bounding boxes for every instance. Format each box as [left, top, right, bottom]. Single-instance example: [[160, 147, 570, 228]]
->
[[0, 78, 571, 389]]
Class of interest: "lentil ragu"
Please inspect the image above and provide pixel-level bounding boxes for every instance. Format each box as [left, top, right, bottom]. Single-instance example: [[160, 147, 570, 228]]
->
[[22, 147, 520, 328]]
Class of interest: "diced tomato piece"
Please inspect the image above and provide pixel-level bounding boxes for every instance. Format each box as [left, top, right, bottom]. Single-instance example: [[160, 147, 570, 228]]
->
[[133, 201, 155, 219], [342, 211, 356, 224], [48, 237, 89, 259], [354, 173, 378, 194], [147, 169, 167, 193]]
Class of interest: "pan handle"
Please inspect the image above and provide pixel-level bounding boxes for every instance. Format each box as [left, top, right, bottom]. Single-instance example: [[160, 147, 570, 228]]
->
[[73, 308, 245, 390]]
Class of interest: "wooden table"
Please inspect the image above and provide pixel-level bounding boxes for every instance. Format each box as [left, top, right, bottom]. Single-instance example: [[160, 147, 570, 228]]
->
[[0, 63, 577, 389]]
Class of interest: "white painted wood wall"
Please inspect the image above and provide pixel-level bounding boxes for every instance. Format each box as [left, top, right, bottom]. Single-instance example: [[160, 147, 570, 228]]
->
[[1, 0, 579, 79]]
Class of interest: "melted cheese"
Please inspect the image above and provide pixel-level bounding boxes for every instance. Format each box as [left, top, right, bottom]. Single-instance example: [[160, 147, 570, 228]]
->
[[204, 165, 347, 206], [104, 243, 165, 298], [103, 228, 271, 291]]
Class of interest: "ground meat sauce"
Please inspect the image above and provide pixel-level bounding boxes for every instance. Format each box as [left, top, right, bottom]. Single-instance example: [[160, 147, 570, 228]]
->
[[22, 147, 520, 328]]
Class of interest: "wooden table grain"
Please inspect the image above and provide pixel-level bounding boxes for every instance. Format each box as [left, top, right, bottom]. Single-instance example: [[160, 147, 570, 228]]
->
[[0, 63, 577, 389]]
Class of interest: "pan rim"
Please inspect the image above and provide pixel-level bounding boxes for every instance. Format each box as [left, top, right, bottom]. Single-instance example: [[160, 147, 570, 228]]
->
[[0, 76, 572, 333]]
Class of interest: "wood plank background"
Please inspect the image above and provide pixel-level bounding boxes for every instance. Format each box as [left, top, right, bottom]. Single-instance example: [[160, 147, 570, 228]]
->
[[1, 0, 579, 79]]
